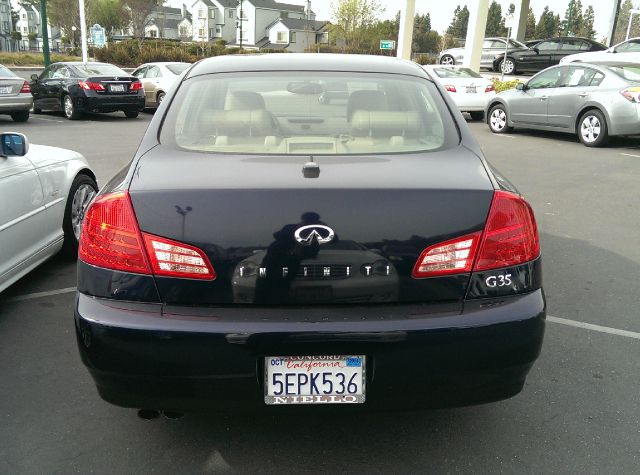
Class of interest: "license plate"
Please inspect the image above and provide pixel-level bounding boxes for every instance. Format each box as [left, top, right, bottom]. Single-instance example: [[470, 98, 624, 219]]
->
[[466, 87, 477, 94], [110, 84, 125, 92], [265, 355, 365, 405], [0, 86, 10, 94]]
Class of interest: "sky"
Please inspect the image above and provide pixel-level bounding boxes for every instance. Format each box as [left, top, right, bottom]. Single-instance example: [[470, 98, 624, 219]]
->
[[292, 0, 620, 41]]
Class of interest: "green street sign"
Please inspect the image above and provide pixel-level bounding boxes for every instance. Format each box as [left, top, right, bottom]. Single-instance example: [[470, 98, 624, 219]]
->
[[380, 40, 396, 50]]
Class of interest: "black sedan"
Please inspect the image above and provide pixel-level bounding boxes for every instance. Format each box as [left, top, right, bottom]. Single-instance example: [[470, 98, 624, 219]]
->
[[75, 54, 545, 413], [30, 62, 145, 120], [493, 37, 606, 74]]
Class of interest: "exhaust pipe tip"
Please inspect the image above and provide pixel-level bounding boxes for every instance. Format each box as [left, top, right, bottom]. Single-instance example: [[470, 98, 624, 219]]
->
[[137, 409, 161, 420], [162, 411, 184, 420]]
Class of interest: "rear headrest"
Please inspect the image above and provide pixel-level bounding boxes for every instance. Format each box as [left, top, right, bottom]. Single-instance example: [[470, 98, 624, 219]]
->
[[224, 91, 266, 110], [350, 111, 421, 137], [347, 90, 387, 121], [201, 109, 276, 136]]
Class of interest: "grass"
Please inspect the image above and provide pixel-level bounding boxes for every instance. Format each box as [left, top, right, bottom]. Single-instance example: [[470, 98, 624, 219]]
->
[[0, 52, 82, 66]]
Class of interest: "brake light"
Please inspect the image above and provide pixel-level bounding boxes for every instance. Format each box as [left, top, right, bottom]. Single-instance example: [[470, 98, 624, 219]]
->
[[143, 233, 215, 280], [444, 84, 457, 93], [130, 81, 143, 91], [79, 191, 215, 280], [473, 191, 540, 271], [412, 232, 481, 278], [20, 81, 31, 93], [412, 191, 539, 278], [621, 87, 640, 103], [78, 81, 105, 91], [485, 84, 495, 93]]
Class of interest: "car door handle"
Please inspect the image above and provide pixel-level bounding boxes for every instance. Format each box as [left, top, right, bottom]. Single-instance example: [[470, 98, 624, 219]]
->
[[578, 93, 588, 98], [539, 96, 548, 100]]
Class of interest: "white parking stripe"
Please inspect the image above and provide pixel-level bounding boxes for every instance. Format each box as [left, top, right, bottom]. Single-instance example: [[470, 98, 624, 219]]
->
[[2, 288, 640, 340], [495, 134, 515, 139], [33, 117, 64, 123], [620, 153, 640, 158], [3, 286, 76, 303], [547, 315, 640, 340]]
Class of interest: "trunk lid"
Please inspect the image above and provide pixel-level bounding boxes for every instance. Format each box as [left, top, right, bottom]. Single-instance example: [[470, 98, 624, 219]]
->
[[0, 77, 26, 96], [129, 146, 495, 306], [87, 75, 139, 95]]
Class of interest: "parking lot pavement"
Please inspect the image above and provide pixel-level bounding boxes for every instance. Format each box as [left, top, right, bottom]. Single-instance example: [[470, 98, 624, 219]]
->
[[1, 117, 639, 473]]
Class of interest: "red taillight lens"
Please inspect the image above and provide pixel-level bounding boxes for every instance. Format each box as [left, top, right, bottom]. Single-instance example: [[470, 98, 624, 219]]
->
[[485, 84, 495, 93], [130, 81, 143, 91], [444, 84, 457, 93], [20, 81, 31, 93], [411, 191, 540, 278], [79, 192, 151, 274], [143, 233, 215, 280], [621, 87, 640, 103], [473, 191, 540, 271], [79, 191, 215, 280], [78, 81, 105, 91], [412, 232, 481, 278]]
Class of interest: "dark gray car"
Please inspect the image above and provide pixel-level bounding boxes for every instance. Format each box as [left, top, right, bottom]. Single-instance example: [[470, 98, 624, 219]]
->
[[486, 62, 640, 147]]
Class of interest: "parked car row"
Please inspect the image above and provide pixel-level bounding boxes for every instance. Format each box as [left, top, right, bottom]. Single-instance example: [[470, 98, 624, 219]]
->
[[0, 61, 191, 122]]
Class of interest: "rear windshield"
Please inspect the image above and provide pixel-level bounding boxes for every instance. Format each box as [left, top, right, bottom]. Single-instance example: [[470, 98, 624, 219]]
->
[[161, 71, 458, 155], [0, 65, 16, 77], [431, 67, 482, 79], [73, 63, 128, 76], [166, 63, 190, 75], [607, 64, 640, 82]]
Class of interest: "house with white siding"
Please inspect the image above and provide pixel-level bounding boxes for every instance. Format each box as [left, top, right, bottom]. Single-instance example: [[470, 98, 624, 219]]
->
[[0, 0, 15, 52], [190, 0, 237, 43], [264, 17, 327, 52]]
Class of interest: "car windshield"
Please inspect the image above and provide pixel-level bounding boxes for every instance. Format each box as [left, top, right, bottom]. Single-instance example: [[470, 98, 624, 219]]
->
[[161, 71, 458, 155], [73, 63, 128, 76], [607, 64, 640, 81], [509, 39, 526, 48], [431, 67, 482, 79], [0, 65, 16, 77], [166, 63, 190, 75]]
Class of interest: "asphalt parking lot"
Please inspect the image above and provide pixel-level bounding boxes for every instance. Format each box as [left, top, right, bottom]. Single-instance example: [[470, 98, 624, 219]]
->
[[0, 111, 639, 474]]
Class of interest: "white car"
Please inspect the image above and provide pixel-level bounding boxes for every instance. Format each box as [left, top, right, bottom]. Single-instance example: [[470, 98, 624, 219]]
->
[[131, 62, 191, 109], [560, 37, 640, 64], [0, 132, 97, 293], [423, 65, 496, 120]]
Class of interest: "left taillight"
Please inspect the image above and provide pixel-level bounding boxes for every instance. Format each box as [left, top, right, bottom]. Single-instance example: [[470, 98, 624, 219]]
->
[[79, 191, 215, 280], [412, 232, 481, 278], [130, 81, 143, 91], [485, 84, 495, 93], [78, 81, 105, 91], [20, 81, 31, 93]]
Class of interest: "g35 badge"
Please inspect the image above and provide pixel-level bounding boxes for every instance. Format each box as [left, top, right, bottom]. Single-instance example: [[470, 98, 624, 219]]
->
[[485, 274, 512, 288]]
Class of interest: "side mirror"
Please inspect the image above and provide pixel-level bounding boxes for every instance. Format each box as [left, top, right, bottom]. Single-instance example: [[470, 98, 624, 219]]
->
[[533, 47, 539, 54], [0, 133, 29, 157], [516, 83, 526, 91], [30, 73, 39, 81]]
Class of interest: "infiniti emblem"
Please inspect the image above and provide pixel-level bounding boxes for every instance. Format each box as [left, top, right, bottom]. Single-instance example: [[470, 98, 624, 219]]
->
[[294, 225, 335, 245]]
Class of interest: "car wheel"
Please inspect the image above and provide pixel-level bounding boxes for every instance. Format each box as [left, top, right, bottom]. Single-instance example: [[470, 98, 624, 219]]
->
[[32, 105, 42, 114], [62, 174, 98, 257], [578, 109, 608, 147], [500, 58, 516, 75], [63, 95, 82, 120], [440, 55, 455, 65], [11, 110, 29, 122], [488, 104, 513, 134], [124, 110, 139, 118], [156, 91, 165, 105], [469, 111, 484, 121]]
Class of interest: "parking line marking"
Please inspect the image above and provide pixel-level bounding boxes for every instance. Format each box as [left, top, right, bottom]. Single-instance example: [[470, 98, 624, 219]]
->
[[496, 135, 515, 139], [547, 315, 640, 340], [33, 117, 64, 123], [3, 286, 76, 303], [620, 153, 640, 158]]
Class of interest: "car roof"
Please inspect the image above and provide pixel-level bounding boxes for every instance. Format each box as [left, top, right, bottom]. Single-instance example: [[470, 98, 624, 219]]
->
[[187, 53, 428, 79]]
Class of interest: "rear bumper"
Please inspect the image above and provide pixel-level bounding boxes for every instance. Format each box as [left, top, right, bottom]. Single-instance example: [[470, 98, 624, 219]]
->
[[75, 289, 546, 411], [76, 94, 145, 113], [0, 95, 33, 112]]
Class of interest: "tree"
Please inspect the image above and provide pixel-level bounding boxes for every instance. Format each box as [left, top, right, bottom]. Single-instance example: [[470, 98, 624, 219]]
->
[[614, 0, 640, 43], [331, 0, 385, 49], [48, 0, 92, 46], [125, 0, 163, 40], [581, 5, 596, 40], [525, 7, 536, 40], [485, 1, 505, 37], [415, 30, 441, 54], [535, 6, 561, 39], [90, 0, 130, 40], [446, 5, 469, 39], [562, 0, 584, 37]]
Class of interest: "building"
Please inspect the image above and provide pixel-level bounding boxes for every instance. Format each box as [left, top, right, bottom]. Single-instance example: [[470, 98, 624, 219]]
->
[[234, 0, 312, 48], [190, 0, 237, 44], [13, 3, 61, 51], [263, 17, 327, 52], [145, 5, 187, 39], [0, 0, 14, 52]]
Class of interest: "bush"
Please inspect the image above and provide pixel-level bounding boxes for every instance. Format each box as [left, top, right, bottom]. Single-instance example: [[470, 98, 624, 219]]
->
[[0, 52, 81, 66], [413, 54, 436, 65], [489, 77, 522, 93]]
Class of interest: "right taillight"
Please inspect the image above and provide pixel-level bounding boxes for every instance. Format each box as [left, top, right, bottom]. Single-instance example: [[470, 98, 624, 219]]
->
[[473, 190, 540, 271], [20, 81, 31, 93], [444, 84, 457, 93], [621, 87, 640, 103], [79, 191, 215, 280]]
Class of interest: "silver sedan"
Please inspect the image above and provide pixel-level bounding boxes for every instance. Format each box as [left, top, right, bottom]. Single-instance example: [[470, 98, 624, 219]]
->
[[0, 64, 33, 122], [0, 132, 97, 293], [439, 37, 528, 70], [486, 62, 640, 147], [131, 62, 191, 109]]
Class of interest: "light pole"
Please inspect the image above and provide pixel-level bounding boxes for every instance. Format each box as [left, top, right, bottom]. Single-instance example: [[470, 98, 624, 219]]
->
[[39, 0, 50, 66], [78, 0, 88, 62], [237, 0, 244, 49]]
